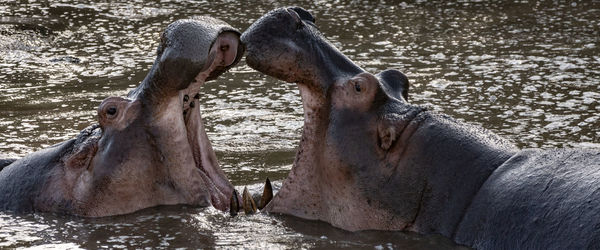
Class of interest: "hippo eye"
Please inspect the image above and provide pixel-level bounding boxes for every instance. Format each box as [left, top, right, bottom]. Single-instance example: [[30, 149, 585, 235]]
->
[[354, 83, 362, 92], [107, 107, 117, 116]]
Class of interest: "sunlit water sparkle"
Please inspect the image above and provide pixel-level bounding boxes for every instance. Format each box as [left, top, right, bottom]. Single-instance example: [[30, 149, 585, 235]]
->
[[0, 0, 598, 248]]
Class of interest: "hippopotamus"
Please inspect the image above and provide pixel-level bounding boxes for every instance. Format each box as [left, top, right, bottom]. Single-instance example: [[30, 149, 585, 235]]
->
[[241, 7, 600, 249], [0, 17, 244, 216]]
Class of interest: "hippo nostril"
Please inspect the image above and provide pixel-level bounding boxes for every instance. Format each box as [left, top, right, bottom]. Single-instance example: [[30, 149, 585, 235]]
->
[[184, 94, 189, 102], [107, 107, 117, 116], [190, 101, 195, 108], [194, 93, 200, 99]]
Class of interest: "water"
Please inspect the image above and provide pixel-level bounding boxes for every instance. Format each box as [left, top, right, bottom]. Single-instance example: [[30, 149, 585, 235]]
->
[[0, 183, 461, 249], [0, 0, 598, 248]]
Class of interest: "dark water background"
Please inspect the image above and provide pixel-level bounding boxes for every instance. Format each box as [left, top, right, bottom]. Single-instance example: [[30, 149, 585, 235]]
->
[[1, 0, 598, 248]]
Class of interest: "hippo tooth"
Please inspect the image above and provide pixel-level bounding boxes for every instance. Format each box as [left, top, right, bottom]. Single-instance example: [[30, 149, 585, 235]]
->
[[242, 187, 257, 214], [229, 189, 240, 217], [258, 177, 273, 210]]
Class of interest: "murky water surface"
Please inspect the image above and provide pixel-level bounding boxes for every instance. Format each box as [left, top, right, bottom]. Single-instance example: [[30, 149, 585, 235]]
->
[[0, 0, 598, 248]]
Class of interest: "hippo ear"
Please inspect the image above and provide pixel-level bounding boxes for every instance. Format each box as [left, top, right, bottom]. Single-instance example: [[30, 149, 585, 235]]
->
[[377, 113, 409, 151], [376, 69, 409, 102], [65, 141, 97, 169], [289, 7, 316, 23], [377, 108, 422, 151]]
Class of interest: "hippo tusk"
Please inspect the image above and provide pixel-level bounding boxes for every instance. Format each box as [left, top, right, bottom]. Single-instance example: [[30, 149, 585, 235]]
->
[[258, 178, 273, 210], [229, 189, 240, 217], [229, 178, 273, 217], [242, 187, 257, 214]]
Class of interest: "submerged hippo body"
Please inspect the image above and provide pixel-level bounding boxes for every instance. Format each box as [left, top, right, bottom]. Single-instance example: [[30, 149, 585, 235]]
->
[[242, 7, 600, 248], [0, 17, 244, 216]]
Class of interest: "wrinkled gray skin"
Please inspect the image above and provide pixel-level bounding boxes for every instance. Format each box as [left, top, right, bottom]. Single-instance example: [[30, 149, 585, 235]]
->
[[242, 7, 600, 249], [0, 17, 244, 216]]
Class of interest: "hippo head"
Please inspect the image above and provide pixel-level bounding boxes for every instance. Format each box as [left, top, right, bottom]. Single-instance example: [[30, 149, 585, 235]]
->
[[242, 7, 417, 229], [242, 7, 515, 233], [38, 17, 244, 216]]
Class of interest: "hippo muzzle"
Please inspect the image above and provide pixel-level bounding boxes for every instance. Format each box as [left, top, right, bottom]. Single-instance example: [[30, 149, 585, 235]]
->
[[242, 7, 364, 94]]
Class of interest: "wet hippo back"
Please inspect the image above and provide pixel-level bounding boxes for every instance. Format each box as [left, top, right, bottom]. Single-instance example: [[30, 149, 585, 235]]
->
[[0, 140, 75, 212], [455, 148, 600, 248]]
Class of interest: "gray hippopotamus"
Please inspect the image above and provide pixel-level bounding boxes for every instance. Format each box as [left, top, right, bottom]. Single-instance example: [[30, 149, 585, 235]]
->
[[0, 17, 244, 216], [242, 7, 600, 249]]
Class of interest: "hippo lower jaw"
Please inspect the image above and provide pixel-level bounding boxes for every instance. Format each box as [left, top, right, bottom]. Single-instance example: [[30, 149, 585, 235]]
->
[[181, 86, 232, 211], [153, 29, 243, 212], [259, 84, 426, 231]]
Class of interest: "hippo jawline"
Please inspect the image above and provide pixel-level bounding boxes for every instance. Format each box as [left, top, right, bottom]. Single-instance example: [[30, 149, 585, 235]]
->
[[136, 54, 237, 212], [180, 82, 233, 211], [122, 22, 243, 212]]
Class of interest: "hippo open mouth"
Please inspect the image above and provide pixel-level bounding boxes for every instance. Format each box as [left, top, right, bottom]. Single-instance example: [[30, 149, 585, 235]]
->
[[122, 18, 245, 212], [240, 7, 428, 229], [0, 17, 244, 216], [176, 35, 241, 210]]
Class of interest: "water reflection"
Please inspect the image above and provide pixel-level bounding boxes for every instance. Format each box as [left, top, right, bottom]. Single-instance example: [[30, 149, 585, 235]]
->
[[0, 0, 599, 248], [0, 205, 465, 249]]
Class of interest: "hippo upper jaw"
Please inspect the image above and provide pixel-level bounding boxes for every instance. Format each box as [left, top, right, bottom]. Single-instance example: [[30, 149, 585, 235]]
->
[[241, 7, 363, 94]]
